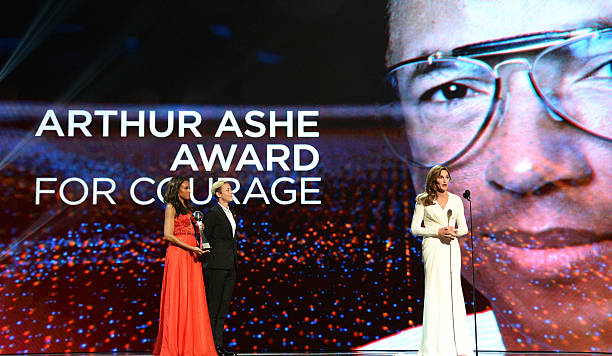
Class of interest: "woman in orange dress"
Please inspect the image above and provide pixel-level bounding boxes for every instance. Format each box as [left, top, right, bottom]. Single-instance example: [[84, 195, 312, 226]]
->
[[153, 176, 217, 356]]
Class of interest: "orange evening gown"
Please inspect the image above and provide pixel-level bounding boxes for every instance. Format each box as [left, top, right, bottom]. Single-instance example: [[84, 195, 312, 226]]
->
[[153, 213, 217, 356]]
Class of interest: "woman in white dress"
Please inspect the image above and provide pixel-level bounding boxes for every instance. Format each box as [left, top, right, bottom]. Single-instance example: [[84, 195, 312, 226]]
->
[[411, 165, 474, 356]]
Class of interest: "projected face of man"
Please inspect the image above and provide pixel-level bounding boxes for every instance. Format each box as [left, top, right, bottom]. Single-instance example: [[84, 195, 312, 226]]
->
[[388, 0, 612, 351]]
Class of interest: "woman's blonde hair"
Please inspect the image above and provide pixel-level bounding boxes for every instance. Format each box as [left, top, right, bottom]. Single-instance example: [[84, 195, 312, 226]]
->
[[211, 180, 228, 198], [416, 165, 451, 206]]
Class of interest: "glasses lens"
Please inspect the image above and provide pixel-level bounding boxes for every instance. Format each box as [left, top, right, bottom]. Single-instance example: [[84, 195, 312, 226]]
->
[[387, 58, 496, 166], [533, 30, 612, 139]]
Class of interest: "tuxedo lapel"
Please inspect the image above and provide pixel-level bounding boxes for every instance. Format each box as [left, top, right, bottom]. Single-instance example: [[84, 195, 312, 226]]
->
[[216, 204, 235, 239]]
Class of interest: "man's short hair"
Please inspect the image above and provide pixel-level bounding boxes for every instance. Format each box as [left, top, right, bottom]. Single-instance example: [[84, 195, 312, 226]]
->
[[211, 180, 228, 198]]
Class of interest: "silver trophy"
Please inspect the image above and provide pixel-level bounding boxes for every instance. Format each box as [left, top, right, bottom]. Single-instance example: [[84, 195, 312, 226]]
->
[[193, 211, 211, 251]]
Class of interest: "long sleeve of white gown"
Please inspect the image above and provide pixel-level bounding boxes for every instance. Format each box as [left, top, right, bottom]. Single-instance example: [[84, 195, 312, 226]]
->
[[410, 203, 439, 237], [454, 196, 468, 237]]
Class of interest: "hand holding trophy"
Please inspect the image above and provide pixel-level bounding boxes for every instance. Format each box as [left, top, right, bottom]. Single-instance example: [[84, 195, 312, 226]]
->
[[193, 211, 212, 252]]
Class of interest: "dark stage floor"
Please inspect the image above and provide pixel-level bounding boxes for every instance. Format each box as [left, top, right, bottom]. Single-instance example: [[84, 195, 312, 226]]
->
[[5, 352, 610, 356]]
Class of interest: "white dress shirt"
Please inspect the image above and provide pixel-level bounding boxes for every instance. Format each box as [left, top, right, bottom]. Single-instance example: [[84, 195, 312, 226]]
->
[[218, 202, 236, 238]]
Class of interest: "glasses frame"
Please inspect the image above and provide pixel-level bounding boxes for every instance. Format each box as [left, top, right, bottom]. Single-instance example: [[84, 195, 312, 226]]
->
[[386, 27, 612, 168]]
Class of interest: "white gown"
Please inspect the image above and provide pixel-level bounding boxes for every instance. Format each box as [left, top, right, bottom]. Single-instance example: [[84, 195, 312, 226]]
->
[[411, 192, 474, 356]]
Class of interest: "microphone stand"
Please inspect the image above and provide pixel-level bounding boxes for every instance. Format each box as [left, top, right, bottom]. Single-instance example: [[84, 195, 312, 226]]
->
[[463, 192, 478, 356], [447, 210, 458, 354]]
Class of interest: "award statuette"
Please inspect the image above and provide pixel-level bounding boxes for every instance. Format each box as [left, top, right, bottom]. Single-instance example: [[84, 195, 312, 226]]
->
[[192, 211, 211, 252]]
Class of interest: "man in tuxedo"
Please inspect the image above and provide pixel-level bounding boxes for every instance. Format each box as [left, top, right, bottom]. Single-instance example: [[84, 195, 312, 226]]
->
[[204, 180, 238, 356]]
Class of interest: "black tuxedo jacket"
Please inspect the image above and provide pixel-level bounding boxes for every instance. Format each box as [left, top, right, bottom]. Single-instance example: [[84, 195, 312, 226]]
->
[[203, 204, 238, 270]]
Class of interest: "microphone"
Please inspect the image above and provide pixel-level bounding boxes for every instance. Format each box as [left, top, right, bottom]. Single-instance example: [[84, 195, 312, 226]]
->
[[463, 189, 471, 201], [447, 209, 454, 239], [193, 211, 211, 251]]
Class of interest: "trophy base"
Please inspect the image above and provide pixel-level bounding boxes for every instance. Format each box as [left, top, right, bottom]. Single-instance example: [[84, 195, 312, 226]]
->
[[202, 242, 211, 251]]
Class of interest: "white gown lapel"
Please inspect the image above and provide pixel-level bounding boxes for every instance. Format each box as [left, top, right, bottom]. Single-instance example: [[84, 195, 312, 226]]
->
[[431, 202, 448, 227]]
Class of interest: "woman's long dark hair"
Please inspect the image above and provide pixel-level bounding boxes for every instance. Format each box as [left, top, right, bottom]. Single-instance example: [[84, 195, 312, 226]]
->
[[163, 176, 194, 217]]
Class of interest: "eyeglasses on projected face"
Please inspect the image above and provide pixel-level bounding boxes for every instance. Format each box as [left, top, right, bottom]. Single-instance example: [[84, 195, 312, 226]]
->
[[386, 27, 612, 168]]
